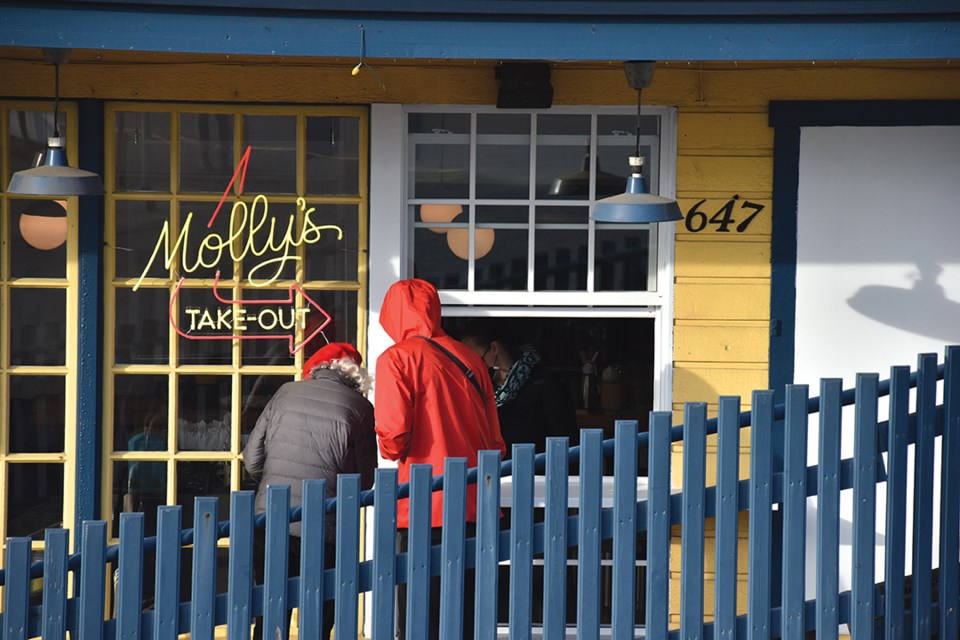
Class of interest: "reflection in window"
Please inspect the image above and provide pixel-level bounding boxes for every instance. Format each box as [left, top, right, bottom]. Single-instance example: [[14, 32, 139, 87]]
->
[[115, 200, 170, 279], [307, 116, 360, 195], [115, 111, 171, 192], [177, 376, 231, 452], [242, 115, 297, 194], [112, 460, 166, 539], [534, 229, 588, 291], [8, 376, 65, 454], [595, 228, 653, 292], [179, 113, 234, 193], [474, 229, 528, 291], [10, 288, 66, 366], [9, 199, 67, 278], [304, 204, 359, 282], [8, 463, 63, 538], [113, 375, 169, 452], [116, 287, 170, 365]]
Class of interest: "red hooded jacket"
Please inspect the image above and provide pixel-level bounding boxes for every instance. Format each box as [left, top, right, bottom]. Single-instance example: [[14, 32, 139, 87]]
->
[[375, 279, 505, 527]]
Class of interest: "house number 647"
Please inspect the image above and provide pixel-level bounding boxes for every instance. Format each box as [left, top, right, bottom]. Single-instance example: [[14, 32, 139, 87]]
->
[[684, 196, 765, 233]]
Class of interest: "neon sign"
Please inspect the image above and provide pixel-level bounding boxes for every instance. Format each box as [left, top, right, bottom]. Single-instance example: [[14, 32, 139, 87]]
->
[[137, 145, 342, 354]]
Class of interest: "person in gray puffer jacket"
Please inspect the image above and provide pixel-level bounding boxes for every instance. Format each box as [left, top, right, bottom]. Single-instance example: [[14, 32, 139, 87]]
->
[[242, 341, 376, 640]]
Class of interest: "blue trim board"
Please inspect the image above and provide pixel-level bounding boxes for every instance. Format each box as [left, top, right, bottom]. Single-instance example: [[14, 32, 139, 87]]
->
[[767, 100, 960, 396], [74, 99, 104, 538], [0, 4, 958, 61]]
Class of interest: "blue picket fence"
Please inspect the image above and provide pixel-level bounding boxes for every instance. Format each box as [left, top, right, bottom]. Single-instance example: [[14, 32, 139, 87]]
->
[[2, 345, 959, 639]]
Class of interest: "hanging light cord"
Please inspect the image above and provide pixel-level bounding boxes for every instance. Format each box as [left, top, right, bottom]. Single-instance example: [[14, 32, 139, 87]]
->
[[634, 86, 643, 160], [52, 62, 61, 138]]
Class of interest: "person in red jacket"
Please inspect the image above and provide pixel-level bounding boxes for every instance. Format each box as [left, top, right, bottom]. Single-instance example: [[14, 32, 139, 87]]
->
[[375, 278, 505, 640]]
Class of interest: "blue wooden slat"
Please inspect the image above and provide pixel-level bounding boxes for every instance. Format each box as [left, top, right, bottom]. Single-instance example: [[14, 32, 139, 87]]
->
[[372, 470, 397, 640], [542, 438, 569, 640], [191, 497, 220, 640], [117, 512, 145, 640], [407, 464, 433, 640], [940, 345, 960, 640], [851, 373, 878, 636], [4, 537, 31, 640], [439, 459, 467, 640], [781, 385, 808, 639], [474, 451, 501, 640], [509, 445, 535, 640], [227, 491, 255, 640], [263, 486, 290, 640], [335, 475, 362, 640], [883, 366, 910, 640], [299, 480, 327, 640], [646, 412, 672, 640], [154, 507, 182, 640], [681, 403, 707, 640], [714, 396, 740, 640], [912, 353, 938, 639], [748, 390, 774, 640], [577, 429, 603, 640], [41, 528, 69, 640], [816, 379, 842, 640], [78, 521, 107, 640], [612, 421, 638, 640]]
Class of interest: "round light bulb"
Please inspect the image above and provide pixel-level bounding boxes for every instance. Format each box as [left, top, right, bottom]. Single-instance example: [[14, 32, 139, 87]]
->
[[419, 204, 463, 233], [446, 228, 495, 260], [19, 199, 67, 250]]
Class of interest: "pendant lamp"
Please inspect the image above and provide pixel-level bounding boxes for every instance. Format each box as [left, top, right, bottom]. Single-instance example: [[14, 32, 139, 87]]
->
[[6, 49, 103, 197], [592, 61, 681, 224]]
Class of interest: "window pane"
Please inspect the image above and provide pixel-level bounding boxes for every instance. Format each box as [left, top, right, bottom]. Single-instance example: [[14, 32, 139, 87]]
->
[[8, 110, 62, 176], [238, 287, 297, 367], [177, 287, 232, 365], [180, 113, 234, 193], [534, 229, 588, 291], [116, 287, 170, 365], [476, 205, 526, 225], [476, 114, 529, 199], [177, 462, 231, 521], [242, 115, 296, 194], [535, 206, 588, 224], [303, 204, 359, 282], [409, 113, 470, 200], [8, 463, 63, 538], [179, 200, 234, 280], [413, 227, 467, 290], [9, 376, 64, 453], [301, 289, 359, 358], [408, 113, 470, 135], [113, 460, 167, 539], [113, 374, 169, 452], [11, 288, 65, 365], [240, 201, 298, 284], [115, 111, 171, 192], [537, 114, 590, 200], [240, 374, 291, 440], [474, 228, 528, 291], [307, 116, 360, 195], [116, 200, 170, 280], [9, 198, 67, 277], [176, 375, 231, 452], [595, 227, 654, 292]]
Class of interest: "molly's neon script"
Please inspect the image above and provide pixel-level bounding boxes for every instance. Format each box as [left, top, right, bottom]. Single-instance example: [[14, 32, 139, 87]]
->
[[133, 195, 343, 290]]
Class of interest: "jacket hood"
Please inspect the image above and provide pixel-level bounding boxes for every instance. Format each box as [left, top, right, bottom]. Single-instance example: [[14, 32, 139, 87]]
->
[[380, 279, 443, 342]]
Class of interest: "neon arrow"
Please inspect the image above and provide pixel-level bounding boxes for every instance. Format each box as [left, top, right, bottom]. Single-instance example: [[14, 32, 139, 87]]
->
[[168, 271, 331, 355]]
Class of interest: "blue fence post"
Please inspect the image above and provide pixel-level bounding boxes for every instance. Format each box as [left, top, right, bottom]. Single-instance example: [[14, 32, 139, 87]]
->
[[940, 345, 960, 640], [78, 521, 107, 640], [42, 528, 70, 640], [263, 486, 290, 640], [440, 458, 467, 640], [191, 497, 220, 640], [714, 397, 740, 640], [474, 451, 502, 640], [4, 537, 31, 640], [748, 390, 774, 640], [335, 474, 362, 640], [117, 512, 145, 640], [852, 373, 878, 636], [509, 445, 535, 640], [542, 438, 569, 640], [154, 506, 182, 640], [577, 429, 603, 640], [681, 403, 707, 640], [227, 491, 255, 640], [913, 353, 938, 639], [646, 412, 672, 640], [781, 385, 808, 639], [816, 379, 842, 640], [372, 470, 397, 640], [299, 479, 327, 640], [884, 366, 910, 640], [406, 464, 433, 640], [612, 421, 638, 640]]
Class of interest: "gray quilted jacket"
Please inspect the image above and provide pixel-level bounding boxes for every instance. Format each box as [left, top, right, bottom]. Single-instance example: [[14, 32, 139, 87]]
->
[[242, 369, 376, 540]]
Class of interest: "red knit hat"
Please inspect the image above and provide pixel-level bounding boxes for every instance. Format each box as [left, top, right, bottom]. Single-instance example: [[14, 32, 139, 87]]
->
[[301, 342, 362, 378]]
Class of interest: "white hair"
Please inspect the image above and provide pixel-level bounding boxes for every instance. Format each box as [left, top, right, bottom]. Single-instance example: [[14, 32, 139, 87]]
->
[[309, 357, 373, 395]]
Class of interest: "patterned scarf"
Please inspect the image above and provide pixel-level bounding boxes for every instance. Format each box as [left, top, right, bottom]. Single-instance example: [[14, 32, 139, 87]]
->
[[494, 346, 541, 407]]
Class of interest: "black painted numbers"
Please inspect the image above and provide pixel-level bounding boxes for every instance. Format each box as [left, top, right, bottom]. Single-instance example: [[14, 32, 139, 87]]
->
[[684, 196, 765, 233]]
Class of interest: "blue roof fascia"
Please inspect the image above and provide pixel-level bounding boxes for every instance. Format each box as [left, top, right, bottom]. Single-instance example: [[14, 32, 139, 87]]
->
[[0, 4, 958, 60]]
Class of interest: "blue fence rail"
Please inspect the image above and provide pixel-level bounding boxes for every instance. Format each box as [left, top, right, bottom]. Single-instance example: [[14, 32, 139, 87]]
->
[[2, 346, 958, 639]]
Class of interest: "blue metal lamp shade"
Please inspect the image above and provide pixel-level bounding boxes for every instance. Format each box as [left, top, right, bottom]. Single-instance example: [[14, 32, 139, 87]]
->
[[592, 157, 682, 223], [7, 137, 103, 196]]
